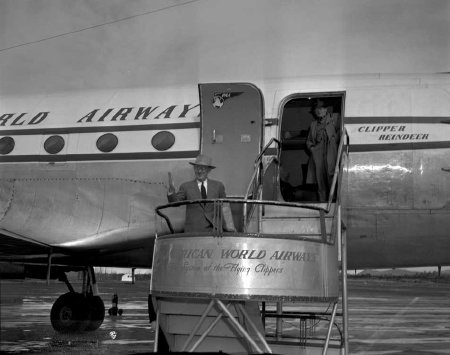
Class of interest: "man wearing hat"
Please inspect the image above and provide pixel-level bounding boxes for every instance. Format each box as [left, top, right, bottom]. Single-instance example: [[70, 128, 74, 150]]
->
[[306, 99, 340, 202], [167, 154, 235, 233]]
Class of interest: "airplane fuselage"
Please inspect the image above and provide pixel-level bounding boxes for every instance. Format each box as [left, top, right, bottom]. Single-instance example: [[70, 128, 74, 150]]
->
[[1, 75, 449, 269]]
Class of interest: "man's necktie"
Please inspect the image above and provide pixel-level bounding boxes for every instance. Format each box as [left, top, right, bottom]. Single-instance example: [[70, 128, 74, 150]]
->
[[201, 182, 207, 199]]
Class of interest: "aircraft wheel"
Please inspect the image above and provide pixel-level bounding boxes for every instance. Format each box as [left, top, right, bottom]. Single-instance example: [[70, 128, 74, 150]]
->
[[50, 292, 90, 332], [85, 295, 105, 331]]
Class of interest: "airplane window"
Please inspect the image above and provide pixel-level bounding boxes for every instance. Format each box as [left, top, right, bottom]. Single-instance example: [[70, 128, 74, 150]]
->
[[151, 131, 175, 151], [0, 136, 15, 155], [44, 135, 65, 154], [97, 133, 118, 153]]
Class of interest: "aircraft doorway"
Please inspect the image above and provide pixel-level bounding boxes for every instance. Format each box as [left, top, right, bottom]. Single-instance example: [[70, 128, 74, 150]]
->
[[279, 94, 344, 202]]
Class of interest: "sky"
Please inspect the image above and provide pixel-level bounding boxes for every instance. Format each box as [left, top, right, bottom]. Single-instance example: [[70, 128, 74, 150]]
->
[[0, 0, 449, 97]]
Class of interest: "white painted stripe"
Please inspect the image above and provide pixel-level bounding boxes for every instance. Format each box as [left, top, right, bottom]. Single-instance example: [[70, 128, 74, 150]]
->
[[1, 128, 199, 156]]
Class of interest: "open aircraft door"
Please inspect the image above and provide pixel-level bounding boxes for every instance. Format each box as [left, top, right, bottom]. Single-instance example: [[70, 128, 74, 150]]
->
[[199, 83, 264, 196]]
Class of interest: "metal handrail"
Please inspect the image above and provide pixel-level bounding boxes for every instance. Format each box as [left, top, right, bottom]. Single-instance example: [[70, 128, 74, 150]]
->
[[155, 198, 332, 242], [243, 138, 281, 225], [327, 128, 349, 211], [254, 137, 281, 165], [156, 198, 329, 217], [244, 138, 281, 200]]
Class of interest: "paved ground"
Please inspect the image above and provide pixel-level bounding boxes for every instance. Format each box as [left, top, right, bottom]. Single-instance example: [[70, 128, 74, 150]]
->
[[1, 277, 450, 354], [348, 278, 450, 354]]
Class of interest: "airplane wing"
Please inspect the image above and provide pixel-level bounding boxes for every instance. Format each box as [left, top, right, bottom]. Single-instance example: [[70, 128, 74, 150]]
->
[[0, 230, 79, 278], [0, 231, 156, 267], [0, 231, 53, 260]]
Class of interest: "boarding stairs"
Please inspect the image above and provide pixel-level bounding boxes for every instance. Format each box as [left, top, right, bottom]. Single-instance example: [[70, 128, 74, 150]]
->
[[150, 133, 349, 354]]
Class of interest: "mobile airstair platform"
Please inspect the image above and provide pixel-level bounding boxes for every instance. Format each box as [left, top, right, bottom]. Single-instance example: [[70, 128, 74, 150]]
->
[[150, 198, 348, 354], [150, 136, 349, 354]]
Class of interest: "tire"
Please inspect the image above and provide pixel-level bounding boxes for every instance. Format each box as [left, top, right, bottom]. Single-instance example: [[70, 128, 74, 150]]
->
[[85, 295, 105, 331], [50, 292, 90, 332]]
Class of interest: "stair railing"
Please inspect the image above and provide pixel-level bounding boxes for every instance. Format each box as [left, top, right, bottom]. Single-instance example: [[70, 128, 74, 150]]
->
[[243, 138, 280, 223], [156, 198, 334, 244], [327, 128, 349, 211]]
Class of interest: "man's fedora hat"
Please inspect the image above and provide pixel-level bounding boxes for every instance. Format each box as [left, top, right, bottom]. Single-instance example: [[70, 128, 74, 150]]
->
[[310, 99, 327, 114], [189, 154, 216, 169], [312, 99, 325, 109]]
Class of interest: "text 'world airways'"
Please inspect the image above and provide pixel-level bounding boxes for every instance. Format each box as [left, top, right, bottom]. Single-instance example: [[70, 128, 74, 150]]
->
[[0, 104, 200, 127]]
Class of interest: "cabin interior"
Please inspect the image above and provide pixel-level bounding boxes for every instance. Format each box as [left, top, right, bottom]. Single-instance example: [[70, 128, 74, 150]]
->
[[277, 95, 344, 203]]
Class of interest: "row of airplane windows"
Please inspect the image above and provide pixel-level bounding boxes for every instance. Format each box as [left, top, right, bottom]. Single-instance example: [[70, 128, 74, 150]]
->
[[0, 131, 176, 155]]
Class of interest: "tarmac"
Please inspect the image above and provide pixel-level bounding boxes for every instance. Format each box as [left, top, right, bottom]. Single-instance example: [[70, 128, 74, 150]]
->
[[1, 277, 450, 354]]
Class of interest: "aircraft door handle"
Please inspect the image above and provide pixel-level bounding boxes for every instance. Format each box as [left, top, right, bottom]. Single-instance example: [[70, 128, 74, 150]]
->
[[212, 129, 216, 143]]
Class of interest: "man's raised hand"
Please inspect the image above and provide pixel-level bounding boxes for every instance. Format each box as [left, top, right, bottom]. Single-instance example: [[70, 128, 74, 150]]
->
[[167, 172, 176, 195]]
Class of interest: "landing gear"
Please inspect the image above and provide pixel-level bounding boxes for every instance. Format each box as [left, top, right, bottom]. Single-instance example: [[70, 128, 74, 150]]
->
[[50, 292, 90, 332], [50, 266, 105, 332], [85, 295, 105, 331]]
